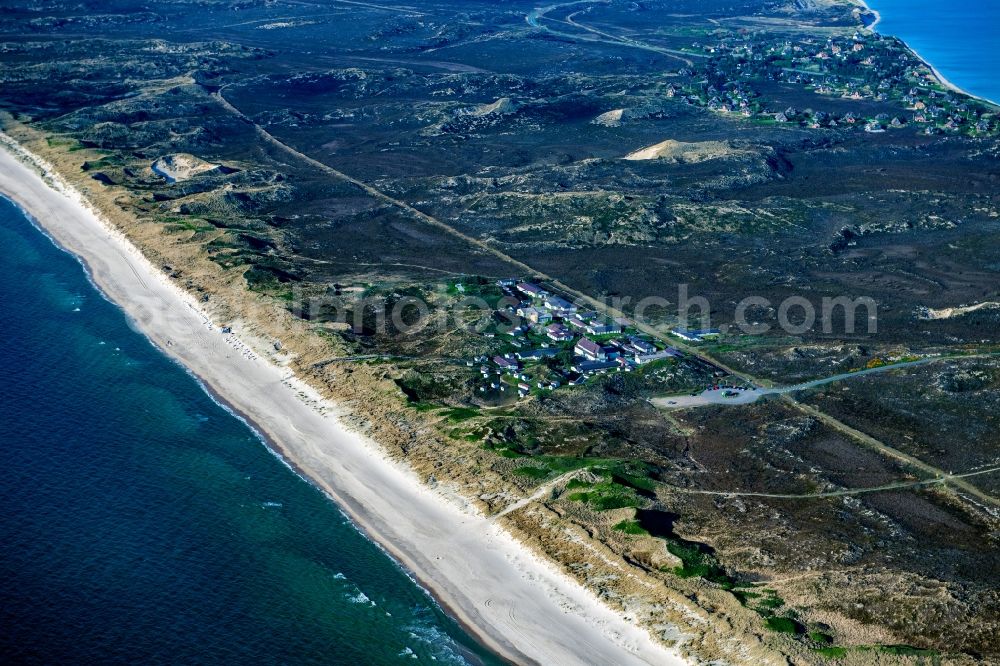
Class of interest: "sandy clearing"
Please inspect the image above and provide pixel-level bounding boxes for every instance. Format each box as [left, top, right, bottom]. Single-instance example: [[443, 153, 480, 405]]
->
[[623, 139, 745, 163]]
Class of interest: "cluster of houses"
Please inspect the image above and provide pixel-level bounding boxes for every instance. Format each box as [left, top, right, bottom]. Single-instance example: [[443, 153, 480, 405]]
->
[[665, 80, 762, 119], [497, 280, 625, 335], [569, 335, 680, 375], [899, 89, 995, 135], [670, 31, 996, 137], [474, 280, 681, 399]]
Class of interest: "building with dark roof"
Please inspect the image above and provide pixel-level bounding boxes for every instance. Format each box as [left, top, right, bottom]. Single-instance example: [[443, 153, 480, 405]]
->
[[574, 337, 605, 361]]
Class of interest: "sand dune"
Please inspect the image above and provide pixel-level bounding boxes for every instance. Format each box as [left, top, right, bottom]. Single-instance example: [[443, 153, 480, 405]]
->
[[593, 108, 625, 126], [470, 97, 518, 116], [919, 301, 1000, 320], [151, 153, 221, 182], [624, 138, 746, 163]]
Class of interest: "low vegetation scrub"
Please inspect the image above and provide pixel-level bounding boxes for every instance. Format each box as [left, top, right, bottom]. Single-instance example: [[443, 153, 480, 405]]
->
[[612, 519, 649, 535]]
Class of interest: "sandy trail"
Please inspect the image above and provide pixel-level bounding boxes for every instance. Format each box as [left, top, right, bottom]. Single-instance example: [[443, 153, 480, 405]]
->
[[0, 139, 688, 666]]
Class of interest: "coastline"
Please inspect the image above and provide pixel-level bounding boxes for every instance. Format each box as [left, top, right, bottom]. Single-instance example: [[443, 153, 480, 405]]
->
[[0, 135, 689, 666], [852, 0, 881, 30], [854, 0, 999, 107]]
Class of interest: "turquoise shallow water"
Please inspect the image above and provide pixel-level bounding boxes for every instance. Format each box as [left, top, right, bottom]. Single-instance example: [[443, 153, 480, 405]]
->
[[865, 0, 1000, 104], [0, 196, 501, 665]]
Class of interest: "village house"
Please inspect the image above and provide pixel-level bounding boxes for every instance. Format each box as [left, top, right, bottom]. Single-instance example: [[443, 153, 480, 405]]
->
[[546, 323, 573, 342], [516, 282, 548, 299], [571, 359, 619, 374], [623, 336, 656, 355], [493, 355, 520, 372], [504, 324, 528, 337], [543, 295, 577, 316], [672, 328, 721, 343], [517, 305, 552, 324], [585, 320, 622, 335], [634, 348, 682, 364], [516, 348, 558, 361], [575, 337, 606, 361]]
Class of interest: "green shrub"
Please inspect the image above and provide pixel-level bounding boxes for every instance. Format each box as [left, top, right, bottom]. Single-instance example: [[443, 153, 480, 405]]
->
[[566, 481, 640, 511], [443, 407, 480, 422], [813, 646, 847, 658], [613, 519, 650, 535], [757, 593, 785, 610], [874, 645, 936, 656], [593, 494, 640, 511], [765, 616, 802, 634], [513, 466, 549, 479]]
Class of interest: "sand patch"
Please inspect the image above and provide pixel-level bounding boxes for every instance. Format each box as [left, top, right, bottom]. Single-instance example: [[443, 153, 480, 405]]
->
[[469, 97, 518, 116], [593, 109, 625, 127], [151, 153, 222, 182], [624, 139, 747, 163], [918, 301, 1000, 320]]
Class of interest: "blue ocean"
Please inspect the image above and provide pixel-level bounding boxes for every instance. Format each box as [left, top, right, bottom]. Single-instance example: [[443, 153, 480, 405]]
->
[[0, 196, 501, 665], [866, 0, 1000, 104]]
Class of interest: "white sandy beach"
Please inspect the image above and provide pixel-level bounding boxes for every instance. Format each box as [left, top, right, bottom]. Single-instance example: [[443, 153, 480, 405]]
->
[[0, 138, 689, 666]]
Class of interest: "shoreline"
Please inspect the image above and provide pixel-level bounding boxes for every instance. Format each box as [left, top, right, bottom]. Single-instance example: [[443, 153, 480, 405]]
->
[[852, 0, 881, 30], [854, 0, 999, 107], [0, 135, 689, 665]]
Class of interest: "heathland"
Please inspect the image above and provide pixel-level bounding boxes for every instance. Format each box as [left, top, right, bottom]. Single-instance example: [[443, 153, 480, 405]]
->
[[1, 0, 998, 663]]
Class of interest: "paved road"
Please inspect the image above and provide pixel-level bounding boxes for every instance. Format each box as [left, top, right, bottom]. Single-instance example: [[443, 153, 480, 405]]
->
[[651, 355, 948, 410], [526, 1, 696, 65]]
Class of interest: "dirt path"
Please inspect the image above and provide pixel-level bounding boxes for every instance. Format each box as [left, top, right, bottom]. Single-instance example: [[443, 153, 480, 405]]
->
[[664, 465, 1000, 501], [494, 469, 585, 518], [793, 400, 1000, 508]]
